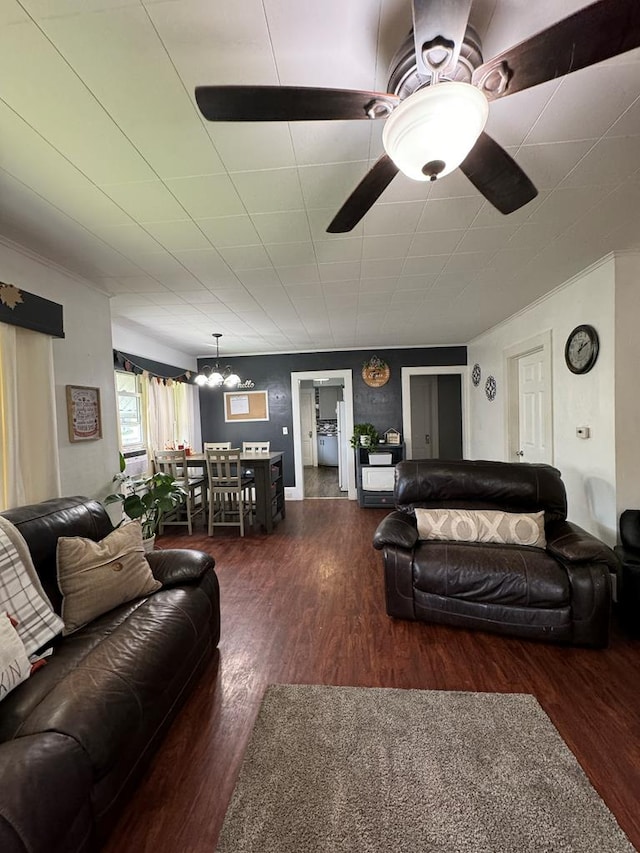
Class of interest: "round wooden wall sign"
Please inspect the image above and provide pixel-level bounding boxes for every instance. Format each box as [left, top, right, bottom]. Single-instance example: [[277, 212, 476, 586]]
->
[[362, 357, 390, 387]]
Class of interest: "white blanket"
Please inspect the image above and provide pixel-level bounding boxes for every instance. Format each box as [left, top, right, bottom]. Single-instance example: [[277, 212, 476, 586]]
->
[[0, 515, 63, 655]]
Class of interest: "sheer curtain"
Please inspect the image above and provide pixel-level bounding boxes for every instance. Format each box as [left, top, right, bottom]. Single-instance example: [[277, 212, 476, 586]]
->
[[0, 323, 61, 510], [144, 375, 199, 454]]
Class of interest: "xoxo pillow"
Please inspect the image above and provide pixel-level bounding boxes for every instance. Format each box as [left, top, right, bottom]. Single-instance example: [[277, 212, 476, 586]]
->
[[415, 508, 546, 549]]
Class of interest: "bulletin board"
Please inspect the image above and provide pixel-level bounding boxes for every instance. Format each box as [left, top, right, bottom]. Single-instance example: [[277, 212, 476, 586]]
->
[[224, 390, 269, 423]]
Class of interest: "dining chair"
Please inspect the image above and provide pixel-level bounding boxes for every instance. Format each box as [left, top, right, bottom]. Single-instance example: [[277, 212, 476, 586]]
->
[[242, 441, 270, 454], [241, 442, 270, 511], [153, 449, 206, 535], [203, 442, 232, 450], [204, 448, 254, 537]]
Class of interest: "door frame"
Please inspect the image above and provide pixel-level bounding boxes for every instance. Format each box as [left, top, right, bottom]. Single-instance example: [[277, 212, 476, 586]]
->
[[504, 330, 553, 464], [401, 366, 469, 460], [300, 385, 318, 467], [290, 369, 356, 501]]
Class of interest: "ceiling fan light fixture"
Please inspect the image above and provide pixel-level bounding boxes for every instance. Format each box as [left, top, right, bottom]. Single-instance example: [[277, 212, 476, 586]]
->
[[382, 82, 489, 182]]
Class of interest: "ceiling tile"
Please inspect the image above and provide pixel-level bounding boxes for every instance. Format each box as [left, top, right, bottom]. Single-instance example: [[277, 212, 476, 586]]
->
[[219, 244, 273, 270], [277, 265, 320, 286], [313, 238, 363, 264], [409, 230, 465, 257], [298, 161, 369, 210], [363, 201, 425, 236], [207, 123, 296, 171], [318, 261, 362, 282], [417, 198, 484, 232], [144, 220, 212, 252], [266, 242, 316, 267], [251, 211, 312, 244], [164, 174, 245, 218], [101, 180, 188, 222], [196, 214, 261, 247], [362, 234, 413, 259], [231, 168, 304, 213]]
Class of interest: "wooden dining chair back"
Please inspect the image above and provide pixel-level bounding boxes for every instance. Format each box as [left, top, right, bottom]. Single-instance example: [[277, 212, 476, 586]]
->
[[204, 449, 253, 537], [241, 442, 270, 510], [153, 449, 205, 535], [242, 441, 270, 454], [203, 442, 232, 450]]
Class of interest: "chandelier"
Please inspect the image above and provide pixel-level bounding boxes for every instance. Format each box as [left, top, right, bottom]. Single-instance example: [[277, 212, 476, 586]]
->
[[194, 333, 242, 389]]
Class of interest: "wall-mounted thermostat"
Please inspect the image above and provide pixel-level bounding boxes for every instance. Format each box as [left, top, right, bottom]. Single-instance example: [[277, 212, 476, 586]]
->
[[576, 426, 590, 439]]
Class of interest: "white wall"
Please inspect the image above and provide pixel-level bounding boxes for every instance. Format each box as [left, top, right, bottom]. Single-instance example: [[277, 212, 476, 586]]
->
[[614, 252, 640, 517], [467, 255, 617, 544], [111, 322, 198, 373], [112, 321, 202, 452], [1, 238, 119, 499]]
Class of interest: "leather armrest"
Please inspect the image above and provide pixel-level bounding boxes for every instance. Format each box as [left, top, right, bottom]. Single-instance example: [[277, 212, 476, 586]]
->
[[0, 733, 92, 853], [146, 549, 216, 587], [373, 511, 419, 551], [546, 520, 619, 570]]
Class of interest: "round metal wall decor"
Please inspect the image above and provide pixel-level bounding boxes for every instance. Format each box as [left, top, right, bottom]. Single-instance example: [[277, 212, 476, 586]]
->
[[485, 375, 497, 402], [471, 363, 481, 386], [362, 355, 390, 388]]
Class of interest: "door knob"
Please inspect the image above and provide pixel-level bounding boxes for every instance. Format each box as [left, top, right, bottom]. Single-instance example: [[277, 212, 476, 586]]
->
[[516, 450, 524, 457], [425, 434, 430, 444]]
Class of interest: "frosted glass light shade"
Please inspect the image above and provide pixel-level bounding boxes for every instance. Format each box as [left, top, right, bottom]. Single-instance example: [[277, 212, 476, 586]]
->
[[207, 371, 224, 387], [223, 373, 241, 388], [382, 82, 489, 182]]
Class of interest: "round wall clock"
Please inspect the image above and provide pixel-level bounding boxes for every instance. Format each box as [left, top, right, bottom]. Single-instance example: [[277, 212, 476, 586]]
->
[[362, 356, 390, 388], [564, 324, 599, 374], [471, 363, 481, 387]]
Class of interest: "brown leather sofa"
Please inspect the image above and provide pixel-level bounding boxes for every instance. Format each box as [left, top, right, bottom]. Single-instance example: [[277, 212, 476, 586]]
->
[[373, 459, 617, 647], [0, 496, 220, 853]]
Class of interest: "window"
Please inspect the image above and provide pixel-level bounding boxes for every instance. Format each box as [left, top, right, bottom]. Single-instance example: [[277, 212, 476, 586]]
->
[[115, 371, 144, 450]]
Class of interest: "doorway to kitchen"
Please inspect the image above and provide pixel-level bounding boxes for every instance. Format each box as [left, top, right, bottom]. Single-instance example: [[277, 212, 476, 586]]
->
[[401, 366, 469, 459], [291, 370, 356, 501]]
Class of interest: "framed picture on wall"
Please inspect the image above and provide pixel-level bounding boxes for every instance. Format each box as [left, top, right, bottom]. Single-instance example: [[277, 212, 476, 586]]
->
[[66, 385, 102, 442], [224, 390, 269, 423]]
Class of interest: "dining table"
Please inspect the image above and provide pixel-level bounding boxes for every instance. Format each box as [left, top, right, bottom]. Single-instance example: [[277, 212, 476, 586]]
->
[[186, 451, 285, 534]]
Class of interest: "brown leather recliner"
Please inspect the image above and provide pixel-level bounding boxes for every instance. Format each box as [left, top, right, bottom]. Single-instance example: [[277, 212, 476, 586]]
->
[[0, 496, 220, 853], [373, 460, 617, 647]]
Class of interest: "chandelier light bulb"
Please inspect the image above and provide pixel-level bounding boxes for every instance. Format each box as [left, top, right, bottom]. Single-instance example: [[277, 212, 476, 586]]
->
[[382, 82, 489, 182], [224, 373, 241, 388], [207, 371, 224, 387]]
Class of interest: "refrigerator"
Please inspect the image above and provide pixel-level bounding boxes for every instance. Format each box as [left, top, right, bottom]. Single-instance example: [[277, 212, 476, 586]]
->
[[336, 401, 349, 492]]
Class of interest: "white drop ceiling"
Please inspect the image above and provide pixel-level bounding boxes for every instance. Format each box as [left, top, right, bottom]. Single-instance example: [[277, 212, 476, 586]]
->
[[1, 0, 639, 357]]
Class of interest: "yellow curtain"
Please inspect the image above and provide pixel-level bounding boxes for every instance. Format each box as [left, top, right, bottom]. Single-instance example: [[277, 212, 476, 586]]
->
[[0, 323, 61, 510], [144, 375, 199, 456]]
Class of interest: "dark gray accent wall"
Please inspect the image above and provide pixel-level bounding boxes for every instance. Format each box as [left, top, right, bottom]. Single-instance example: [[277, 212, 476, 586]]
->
[[198, 346, 466, 486], [437, 374, 463, 460]]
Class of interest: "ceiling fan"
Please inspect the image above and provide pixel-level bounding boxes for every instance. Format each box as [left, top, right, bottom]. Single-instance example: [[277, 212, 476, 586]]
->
[[195, 0, 640, 233]]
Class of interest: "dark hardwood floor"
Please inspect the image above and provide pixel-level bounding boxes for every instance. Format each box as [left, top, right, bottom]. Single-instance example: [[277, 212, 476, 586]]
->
[[104, 500, 640, 852]]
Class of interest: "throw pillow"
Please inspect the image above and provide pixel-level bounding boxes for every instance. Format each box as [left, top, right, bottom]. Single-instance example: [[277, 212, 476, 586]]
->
[[0, 515, 64, 655], [415, 508, 546, 549], [0, 611, 31, 701], [56, 521, 162, 635]]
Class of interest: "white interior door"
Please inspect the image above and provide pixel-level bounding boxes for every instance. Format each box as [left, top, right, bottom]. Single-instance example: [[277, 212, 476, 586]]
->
[[300, 388, 316, 466], [410, 375, 439, 459], [517, 349, 548, 463]]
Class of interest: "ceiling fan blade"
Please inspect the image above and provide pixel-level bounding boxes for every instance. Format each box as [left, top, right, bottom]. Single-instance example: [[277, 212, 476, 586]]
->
[[412, 0, 473, 79], [195, 85, 399, 122], [326, 155, 399, 233], [473, 0, 640, 102], [459, 133, 537, 215]]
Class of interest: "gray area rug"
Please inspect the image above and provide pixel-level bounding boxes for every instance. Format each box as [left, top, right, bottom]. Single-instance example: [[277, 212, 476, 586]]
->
[[216, 684, 635, 853]]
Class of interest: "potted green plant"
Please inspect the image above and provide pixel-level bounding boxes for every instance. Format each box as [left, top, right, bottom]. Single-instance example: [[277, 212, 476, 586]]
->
[[104, 454, 188, 551], [350, 423, 379, 450]]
